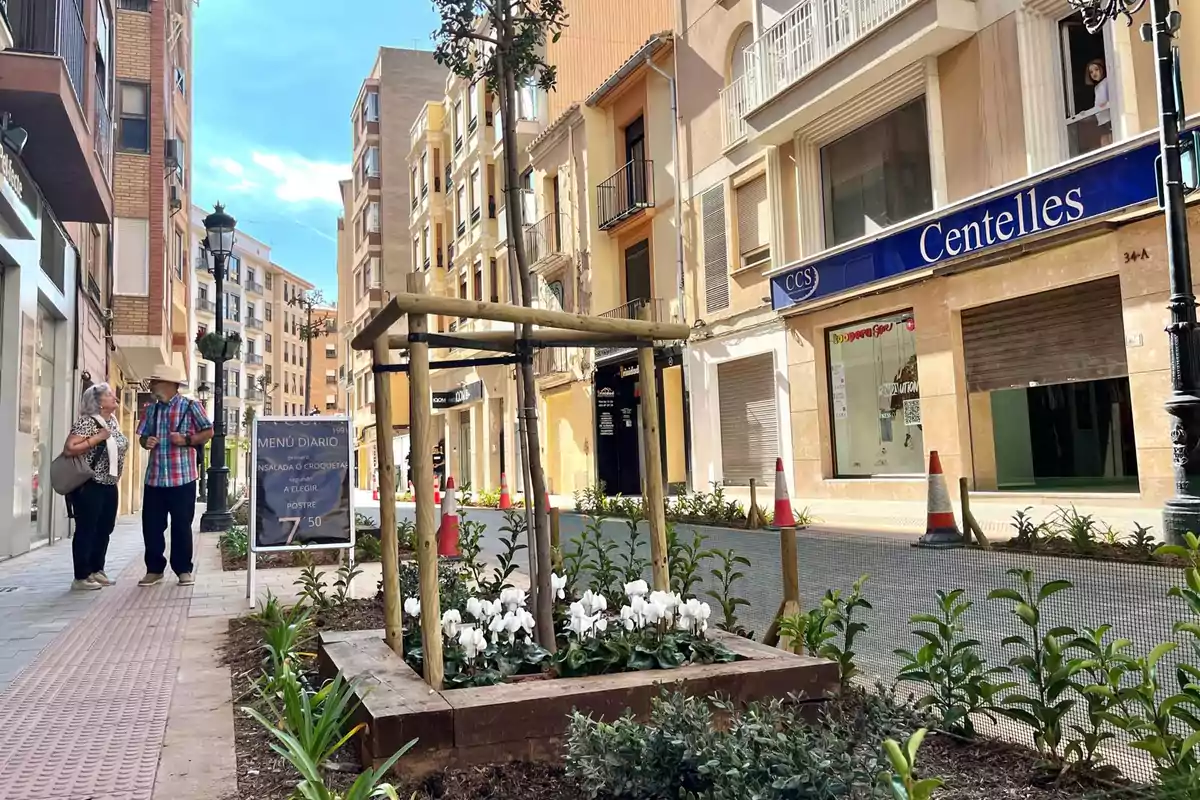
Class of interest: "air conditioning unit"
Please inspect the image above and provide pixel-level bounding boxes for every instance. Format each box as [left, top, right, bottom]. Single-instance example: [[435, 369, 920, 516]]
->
[[164, 138, 184, 174], [169, 183, 182, 212]]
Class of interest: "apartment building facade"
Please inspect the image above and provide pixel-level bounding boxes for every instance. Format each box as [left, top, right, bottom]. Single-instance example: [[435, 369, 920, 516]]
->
[[0, 0, 118, 556], [312, 306, 344, 415], [342, 48, 446, 490], [404, 1, 677, 499], [678, 0, 1200, 508]]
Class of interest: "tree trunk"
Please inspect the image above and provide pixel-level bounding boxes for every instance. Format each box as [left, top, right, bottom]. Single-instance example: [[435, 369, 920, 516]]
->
[[496, 14, 554, 651]]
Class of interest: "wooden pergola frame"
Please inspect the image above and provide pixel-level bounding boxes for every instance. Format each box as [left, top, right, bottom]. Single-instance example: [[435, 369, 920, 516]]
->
[[351, 274, 691, 689]]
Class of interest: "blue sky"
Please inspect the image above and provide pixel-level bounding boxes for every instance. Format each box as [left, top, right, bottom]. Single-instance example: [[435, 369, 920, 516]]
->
[[191, 0, 441, 299]]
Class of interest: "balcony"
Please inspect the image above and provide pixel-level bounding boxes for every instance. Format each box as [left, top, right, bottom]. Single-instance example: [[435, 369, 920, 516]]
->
[[246, 353, 264, 366], [719, 76, 751, 148], [1, 0, 114, 222], [738, 0, 977, 145], [246, 317, 263, 330], [596, 297, 674, 358], [326, 374, 338, 385], [597, 159, 654, 231], [524, 212, 568, 271], [93, 75, 111, 180], [245, 387, 263, 402], [534, 347, 571, 378], [197, 298, 215, 314], [245, 279, 264, 295]]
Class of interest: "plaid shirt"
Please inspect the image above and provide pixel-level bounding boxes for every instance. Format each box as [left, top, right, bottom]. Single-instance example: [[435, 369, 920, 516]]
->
[[137, 394, 213, 487]]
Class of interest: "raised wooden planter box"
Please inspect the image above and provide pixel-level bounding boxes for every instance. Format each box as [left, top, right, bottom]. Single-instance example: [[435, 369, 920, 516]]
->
[[318, 629, 838, 776]]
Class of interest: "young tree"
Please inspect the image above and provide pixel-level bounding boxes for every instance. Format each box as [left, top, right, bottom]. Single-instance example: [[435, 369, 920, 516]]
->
[[287, 289, 329, 412], [432, 0, 568, 649]]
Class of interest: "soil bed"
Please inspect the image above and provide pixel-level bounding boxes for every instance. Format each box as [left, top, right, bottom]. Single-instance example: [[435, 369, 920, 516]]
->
[[988, 539, 1180, 568], [219, 540, 406, 572]]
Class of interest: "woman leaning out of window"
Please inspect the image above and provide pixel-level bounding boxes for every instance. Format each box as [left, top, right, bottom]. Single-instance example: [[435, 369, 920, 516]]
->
[[63, 383, 129, 591]]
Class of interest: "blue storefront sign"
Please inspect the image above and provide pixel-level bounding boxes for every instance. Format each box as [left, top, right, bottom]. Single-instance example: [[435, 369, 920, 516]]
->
[[771, 139, 1163, 311]]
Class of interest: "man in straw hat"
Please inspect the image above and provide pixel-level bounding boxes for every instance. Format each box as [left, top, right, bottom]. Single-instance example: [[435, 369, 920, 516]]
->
[[135, 363, 213, 586]]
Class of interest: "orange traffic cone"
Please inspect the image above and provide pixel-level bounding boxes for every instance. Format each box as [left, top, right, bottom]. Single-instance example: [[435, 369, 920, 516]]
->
[[439, 476, 461, 558], [773, 458, 795, 528], [372, 487, 379, 501], [917, 451, 965, 548], [433, 476, 441, 507], [498, 473, 512, 510]]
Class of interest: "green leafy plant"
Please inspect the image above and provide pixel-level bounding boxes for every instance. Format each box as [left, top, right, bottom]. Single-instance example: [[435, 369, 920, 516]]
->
[[355, 533, 382, 563], [390, 562, 471, 616], [666, 523, 711, 598], [295, 565, 331, 611], [395, 519, 416, 552], [1054, 506, 1098, 554], [776, 576, 871, 692], [457, 511, 486, 586], [1063, 624, 1134, 773], [333, 561, 363, 606], [1130, 522, 1157, 552], [579, 516, 621, 601], [250, 669, 365, 770], [987, 568, 1078, 763], [705, 548, 753, 638], [1097, 525, 1128, 548], [476, 510, 528, 596], [894, 589, 1014, 737], [1010, 507, 1048, 550], [258, 602, 316, 695], [246, 698, 416, 800], [879, 729, 942, 800], [353, 512, 378, 532], [618, 515, 649, 586], [219, 526, 249, 560]]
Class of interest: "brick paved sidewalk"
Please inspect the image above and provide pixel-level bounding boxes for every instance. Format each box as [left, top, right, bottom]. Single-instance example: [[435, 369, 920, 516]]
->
[[0, 516, 194, 800]]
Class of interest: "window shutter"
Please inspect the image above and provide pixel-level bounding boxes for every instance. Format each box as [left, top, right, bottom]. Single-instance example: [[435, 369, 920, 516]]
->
[[736, 176, 770, 258], [717, 354, 779, 486], [703, 186, 729, 313]]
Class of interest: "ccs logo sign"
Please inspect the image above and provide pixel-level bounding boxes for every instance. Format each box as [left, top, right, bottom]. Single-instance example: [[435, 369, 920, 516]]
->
[[781, 265, 819, 303]]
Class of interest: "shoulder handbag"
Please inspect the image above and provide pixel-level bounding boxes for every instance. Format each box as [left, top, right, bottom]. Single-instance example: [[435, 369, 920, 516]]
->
[[50, 425, 104, 496]]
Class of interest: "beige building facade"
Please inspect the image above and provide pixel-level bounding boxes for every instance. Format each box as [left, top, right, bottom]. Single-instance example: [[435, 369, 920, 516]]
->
[[678, 0, 1200, 512]]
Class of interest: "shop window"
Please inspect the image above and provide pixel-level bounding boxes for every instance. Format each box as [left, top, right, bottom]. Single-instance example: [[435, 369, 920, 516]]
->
[[820, 99, 932, 248], [827, 311, 923, 477], [1059, 17, 1114, 156]]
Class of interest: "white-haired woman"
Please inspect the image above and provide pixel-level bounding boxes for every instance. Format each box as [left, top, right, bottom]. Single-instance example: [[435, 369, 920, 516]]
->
[[63, 383, 128, 590]]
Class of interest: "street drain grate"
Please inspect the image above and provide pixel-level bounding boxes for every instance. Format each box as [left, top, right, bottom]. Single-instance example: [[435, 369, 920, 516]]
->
[[0, 587, 20, 593]]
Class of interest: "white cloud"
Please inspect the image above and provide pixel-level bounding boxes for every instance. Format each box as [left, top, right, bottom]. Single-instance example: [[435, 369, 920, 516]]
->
[[211, 155, 245, 177], [250, 151, 348, 206]]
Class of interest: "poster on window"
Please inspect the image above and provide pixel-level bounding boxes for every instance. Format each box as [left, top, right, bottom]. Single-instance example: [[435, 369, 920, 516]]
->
[[827, 313, 924, 477], [252, 417, 355, 550]]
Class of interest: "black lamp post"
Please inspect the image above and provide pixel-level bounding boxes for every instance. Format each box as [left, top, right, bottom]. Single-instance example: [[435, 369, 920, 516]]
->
[[199, 203, 238, 533], [196, 381, 211, 503], [1072, 0, 1198, 543]]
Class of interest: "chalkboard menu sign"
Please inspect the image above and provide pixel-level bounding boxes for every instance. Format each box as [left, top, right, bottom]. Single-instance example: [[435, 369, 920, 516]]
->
[[251, 417, 355, 550]]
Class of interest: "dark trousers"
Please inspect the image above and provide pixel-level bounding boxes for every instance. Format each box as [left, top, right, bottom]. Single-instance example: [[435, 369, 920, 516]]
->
[[142, 482, 197, 575], [70, 480, 119, 581]]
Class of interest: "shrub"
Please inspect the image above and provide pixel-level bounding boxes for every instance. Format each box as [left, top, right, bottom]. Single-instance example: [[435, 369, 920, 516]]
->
[[705, 548, 753, 639], [778, 575, 872, 692], [879, 729, 942, 800], [219, 526, 249, 559]]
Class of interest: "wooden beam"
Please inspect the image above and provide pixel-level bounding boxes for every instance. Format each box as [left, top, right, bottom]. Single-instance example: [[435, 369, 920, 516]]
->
[[371, 339, 403, 653], [638, 307, 670, 592], [349, 297, 404, 351], [369, 292, 690, 343], [383, 328, 652, 351], [777, 526, 802, 653], [407, 274, 443, 690]]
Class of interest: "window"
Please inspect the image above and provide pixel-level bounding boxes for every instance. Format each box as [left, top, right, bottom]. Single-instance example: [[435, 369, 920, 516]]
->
[[364, 91, 380, 122], [265, 302, 273, 321], [702, 186, 729, 313], [368, 202, 380, 233], [173, 230, 184, 279], [326, 344, 337, 358], [117, 82, 150, 152], [225, 293, 241, 322], [826, 311, 923, 477], [1059, 18, 1114, 156], [736, 175, 771, 270], [820, 98, 932, 248], [265, 273, 273, 290], [198, 284, 208, 301], [470, 167, 481, 222], [473, 261, 483, 302], [247, 267, 256, 286], [265, 334, 273, 353], [489, 258, 500, 303], [197, 323, 207, 337], [174, 66, 186, 96]]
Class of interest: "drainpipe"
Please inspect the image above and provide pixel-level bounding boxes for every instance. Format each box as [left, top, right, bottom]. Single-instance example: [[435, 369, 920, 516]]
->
[[645, 52, 693, 492]]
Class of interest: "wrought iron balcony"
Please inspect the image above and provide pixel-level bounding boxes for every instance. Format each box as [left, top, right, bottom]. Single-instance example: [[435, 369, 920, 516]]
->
[[534, 347, 570, 377], [246, 317, 263, 330], [524, 212, 566, 269], [246, 353, 264, 365], [597, 159, 654, 231], [197, 298, 215, 314], [94, 75, 112, 179], [245, 280, 264, 294], [719, 75, 751, 147], [596, 297, 673, 358]]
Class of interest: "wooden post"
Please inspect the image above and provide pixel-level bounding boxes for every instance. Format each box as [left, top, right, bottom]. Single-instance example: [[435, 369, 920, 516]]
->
[[766, 526, 802, 652], [748, 478, 761, 530], [637, 308, 670, 592], [372, 339, 403, 653], [549, 506, 562, 571], [959, 477, 990, 549], [407, 273, 443, 690]]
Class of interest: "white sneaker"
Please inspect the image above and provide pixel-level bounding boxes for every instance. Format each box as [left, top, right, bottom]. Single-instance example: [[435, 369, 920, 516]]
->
[[89, 572, 115, 586], [71, 579, 102, 592]]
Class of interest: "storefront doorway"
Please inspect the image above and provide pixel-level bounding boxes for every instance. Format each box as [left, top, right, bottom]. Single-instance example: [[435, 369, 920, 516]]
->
[[594, 361, 641, 496], [963, 278, 1138, 492]]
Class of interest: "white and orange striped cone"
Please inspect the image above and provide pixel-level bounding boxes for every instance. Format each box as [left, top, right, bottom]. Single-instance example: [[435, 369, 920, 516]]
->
[[439, 476, 461, 559], [917, 451, 965, 548], [433, 476, 441, 507], [772, 458, 796, 528], [498, 473, 512, 510]]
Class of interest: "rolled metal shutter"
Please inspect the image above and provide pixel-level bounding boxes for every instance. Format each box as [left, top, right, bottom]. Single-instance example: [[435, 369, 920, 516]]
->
[[717, 353, 779, 486], [961, 277, 1128, 392]]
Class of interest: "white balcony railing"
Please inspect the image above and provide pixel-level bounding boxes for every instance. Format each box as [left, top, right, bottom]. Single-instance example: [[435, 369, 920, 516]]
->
[[744, 0, 919, 111], [720, 75, 751, 147]]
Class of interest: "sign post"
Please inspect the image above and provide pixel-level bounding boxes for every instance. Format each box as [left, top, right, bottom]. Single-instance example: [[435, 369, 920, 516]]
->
[[247, 416, 356, 607]]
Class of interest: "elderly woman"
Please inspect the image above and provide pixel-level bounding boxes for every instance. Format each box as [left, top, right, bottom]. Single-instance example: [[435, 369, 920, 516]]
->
[[63, 383, 129, 591]]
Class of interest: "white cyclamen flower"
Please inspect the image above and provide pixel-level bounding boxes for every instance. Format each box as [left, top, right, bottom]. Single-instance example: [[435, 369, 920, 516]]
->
[[516, 609, 536, 637], [465, 597, 484, 620], [620, 595, 654, 630], [551, 573, 568, 600], [458, 626, 488, 661], [488, 613, 508, 645], [403, 597, 421, 618], [624, 579, 649, 599], [678, 598, 713, 635], [499, 587, 527, 612], [440, 609, 462, 639], [578, 589, 608, 617]]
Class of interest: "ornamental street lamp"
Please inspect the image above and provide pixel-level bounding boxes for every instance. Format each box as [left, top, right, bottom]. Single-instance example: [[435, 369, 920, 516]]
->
[[199, 204, 238, 533], [196, 381, 211, 503], [1071, 0, 1199, 543]]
